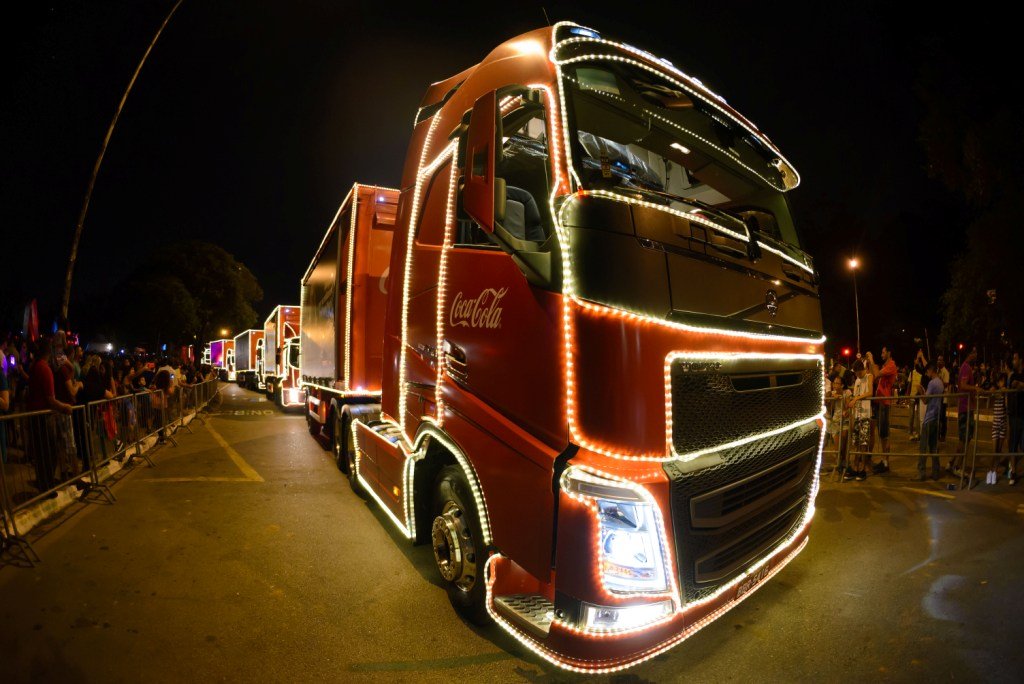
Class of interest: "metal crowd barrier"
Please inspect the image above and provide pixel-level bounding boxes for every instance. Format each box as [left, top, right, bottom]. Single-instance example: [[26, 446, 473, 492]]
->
[[823, 388, 1024, 489], [0, 379, 221, 564], [967, 388, 1024, 489]]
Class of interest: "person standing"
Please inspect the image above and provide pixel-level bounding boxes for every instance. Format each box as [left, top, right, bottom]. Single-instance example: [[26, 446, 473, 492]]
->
[[916, 363, 944, 481], [53, 349, 82, 479], [846, 360, 873, 481], [908, 349, 927, 440], [26, 342, 74, 495], [937, 355, 950, 441], [1006, 353, 1024, 486], [871, 346, 898, 473], [70, 345, 83, 382], [952, 348, 979, 475], [828, 375, 852, 475], [0, 356, 9, 465], [986, 374, 1008, 484]]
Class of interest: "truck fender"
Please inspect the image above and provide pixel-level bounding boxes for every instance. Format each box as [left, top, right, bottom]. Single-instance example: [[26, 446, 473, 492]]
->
[[411, 423, 494, 549], [335, 403, 382, 471]]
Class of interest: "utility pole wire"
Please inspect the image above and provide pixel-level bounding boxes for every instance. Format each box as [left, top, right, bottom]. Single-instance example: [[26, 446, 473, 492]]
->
[[61, 0, 184, 322]]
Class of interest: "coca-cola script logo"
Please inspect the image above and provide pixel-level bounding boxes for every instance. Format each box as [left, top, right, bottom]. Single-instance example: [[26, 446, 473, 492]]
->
[[450, 287, 509, 329]]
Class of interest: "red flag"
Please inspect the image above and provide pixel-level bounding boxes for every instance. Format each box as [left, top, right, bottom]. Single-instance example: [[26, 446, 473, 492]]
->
[[23, 299, 39, 341]]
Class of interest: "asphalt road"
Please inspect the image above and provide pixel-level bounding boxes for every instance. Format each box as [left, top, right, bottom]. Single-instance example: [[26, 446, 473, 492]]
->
[[2, 383, 1023, 682]]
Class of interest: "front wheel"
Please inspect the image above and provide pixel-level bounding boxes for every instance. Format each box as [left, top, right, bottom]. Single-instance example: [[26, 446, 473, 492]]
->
[[431, 465, 490, 625]]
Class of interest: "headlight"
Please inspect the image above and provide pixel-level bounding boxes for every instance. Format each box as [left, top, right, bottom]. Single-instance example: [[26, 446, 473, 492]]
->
[[562, 467, 670, 594]]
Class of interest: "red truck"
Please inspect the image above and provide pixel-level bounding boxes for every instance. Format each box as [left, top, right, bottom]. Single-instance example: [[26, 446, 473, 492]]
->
[[263, 305, 303, 407], [301, 183, 398, 446], [208, 338, 235, 382], [305, 22, 824, 673], [233, 329, 264, 391]]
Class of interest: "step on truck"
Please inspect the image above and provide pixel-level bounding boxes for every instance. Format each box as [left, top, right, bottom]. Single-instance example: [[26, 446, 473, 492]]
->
[[208, 338, 235, 382], [233, 329, 264, 390], [308, 21, 825, 673], [263, 305, 303, 407]]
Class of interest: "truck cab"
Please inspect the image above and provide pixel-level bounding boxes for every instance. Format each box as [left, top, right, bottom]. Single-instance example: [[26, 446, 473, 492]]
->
[[233, 329, 264, 390], [209, 338, 235, 382], [263, 305, 303, 407], [340, 22, 824, 672]]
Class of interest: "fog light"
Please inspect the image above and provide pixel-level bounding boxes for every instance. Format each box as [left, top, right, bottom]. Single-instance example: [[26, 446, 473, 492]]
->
[[581, 599, 673, 632]]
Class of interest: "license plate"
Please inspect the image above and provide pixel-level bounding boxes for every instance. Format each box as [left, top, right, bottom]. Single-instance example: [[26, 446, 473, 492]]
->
[[734, 561, 772, 601]]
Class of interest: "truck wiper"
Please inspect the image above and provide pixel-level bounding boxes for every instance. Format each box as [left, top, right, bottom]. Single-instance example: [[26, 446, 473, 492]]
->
[[632, 186, 748, 235]]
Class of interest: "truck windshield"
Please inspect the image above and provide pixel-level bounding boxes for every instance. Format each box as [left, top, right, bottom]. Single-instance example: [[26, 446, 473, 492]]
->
[[564, 62, 803, 250]]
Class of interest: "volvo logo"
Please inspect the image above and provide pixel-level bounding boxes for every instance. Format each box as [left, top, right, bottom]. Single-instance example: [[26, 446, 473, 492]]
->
[[765, 289, 779, 318], [676, 361, 722, 373]]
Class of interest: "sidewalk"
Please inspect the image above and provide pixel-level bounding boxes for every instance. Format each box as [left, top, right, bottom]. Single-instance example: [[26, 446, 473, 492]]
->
[[2, 389, 220, 544]]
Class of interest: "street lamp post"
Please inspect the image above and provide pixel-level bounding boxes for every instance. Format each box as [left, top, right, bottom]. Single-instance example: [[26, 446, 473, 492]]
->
[[848, 257, 861, 355], [60, 0, 183, 322]]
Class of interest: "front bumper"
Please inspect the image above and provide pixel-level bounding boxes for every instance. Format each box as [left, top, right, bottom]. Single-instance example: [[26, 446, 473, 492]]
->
[[487, 421, 824, 673], [486, 524, 811, 673]]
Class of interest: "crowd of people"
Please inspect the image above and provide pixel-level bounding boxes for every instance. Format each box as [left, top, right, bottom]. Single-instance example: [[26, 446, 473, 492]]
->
[[1, 330, 219, 499], [2, 332, 216, 416], [826, 347, 1024, 485]]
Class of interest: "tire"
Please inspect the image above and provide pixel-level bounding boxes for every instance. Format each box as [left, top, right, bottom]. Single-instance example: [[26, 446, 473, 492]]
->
[[342, 415, 365, 495], [431, 465, 490, 625], [334, 412, 348, 472]]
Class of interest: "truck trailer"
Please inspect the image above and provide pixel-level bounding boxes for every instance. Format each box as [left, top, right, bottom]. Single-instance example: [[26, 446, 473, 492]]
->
[[208, 338, 235, 382], [301, 183, 398, 447], [233, 329, 264, 390], [306, 22, 824, 673], [263, 305, 302, 407]]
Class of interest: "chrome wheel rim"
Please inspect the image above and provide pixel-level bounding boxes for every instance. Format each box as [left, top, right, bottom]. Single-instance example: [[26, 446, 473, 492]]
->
[[431, 500, 477, 592]]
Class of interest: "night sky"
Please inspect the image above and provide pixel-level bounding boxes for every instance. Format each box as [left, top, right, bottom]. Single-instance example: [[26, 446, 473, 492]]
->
[[4, 2, 978, 357]]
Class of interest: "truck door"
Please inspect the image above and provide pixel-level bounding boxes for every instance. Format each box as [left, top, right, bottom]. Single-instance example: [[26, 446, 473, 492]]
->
[[255, 337, 264, 379], [374, 153, 458, 520], [434, 90, 566, 578]]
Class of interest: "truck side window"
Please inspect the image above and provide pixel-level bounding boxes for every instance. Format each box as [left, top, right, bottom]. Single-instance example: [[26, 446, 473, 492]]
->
[[415, 161, 454, 246], [456, 94, 552, 246]]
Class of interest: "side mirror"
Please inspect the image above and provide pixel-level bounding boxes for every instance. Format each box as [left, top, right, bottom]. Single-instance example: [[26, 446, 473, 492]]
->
[[463, 91, 499, 234]]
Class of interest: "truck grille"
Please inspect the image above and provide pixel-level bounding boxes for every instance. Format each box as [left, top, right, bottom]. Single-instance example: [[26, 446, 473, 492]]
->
[[669, 356, 823, 457], [663, 423, 820, 603]]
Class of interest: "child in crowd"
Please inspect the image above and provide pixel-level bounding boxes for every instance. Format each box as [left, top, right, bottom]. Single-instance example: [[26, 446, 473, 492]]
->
[[987, 374, 1008, 484], [828, 375, 852, 474], [846, 360, 873, 481]]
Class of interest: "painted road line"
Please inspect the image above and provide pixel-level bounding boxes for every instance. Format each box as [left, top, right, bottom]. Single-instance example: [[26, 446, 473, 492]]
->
[[207, 423, 264, 481], [146, 423, 264, 483], [902, 487, 956, 500]]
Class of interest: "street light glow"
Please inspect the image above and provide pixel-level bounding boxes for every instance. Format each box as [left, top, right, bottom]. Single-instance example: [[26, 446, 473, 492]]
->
[[220, 328, 229, 337], [848, 257, 859, 270]]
